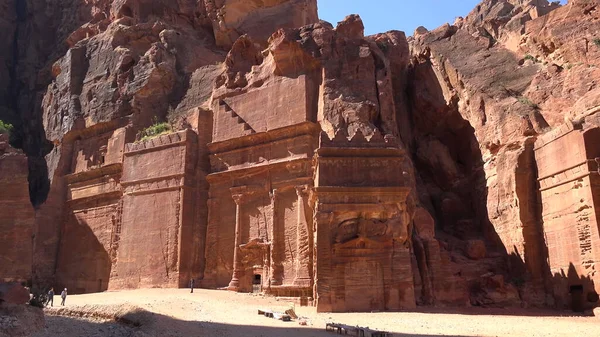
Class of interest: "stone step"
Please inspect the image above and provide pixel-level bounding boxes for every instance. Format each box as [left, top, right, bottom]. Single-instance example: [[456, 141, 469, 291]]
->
[[219, 100, 256, 135]]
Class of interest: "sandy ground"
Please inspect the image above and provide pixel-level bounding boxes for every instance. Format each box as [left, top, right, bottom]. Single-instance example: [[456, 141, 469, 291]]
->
[[32, 288, 600, 337]]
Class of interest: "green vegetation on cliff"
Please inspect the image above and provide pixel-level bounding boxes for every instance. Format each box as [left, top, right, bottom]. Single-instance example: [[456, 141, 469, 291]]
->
[[137, 120, 172, 142], [0, 120, 13, 135]]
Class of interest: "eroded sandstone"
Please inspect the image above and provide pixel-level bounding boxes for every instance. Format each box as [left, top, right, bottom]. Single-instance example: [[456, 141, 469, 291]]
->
[[0, 135, 34, 284], [1, 0, 600, 314]]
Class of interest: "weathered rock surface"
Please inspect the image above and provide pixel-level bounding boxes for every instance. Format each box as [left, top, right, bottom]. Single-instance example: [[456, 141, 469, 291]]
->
[[207, 0, 319, 48], [466, 240, 487, 260], [407, 0, 600, 308], [0, 135, 34, 284], [0, 302, 44, 337], [1, 0, 600, 313], [0, 283, 29, 305]]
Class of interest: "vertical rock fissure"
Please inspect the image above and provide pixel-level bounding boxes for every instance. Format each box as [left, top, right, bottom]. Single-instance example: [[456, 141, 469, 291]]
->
[[371, 52, 384, 132], [6, 0, 26, 147], [514, 138, 552, 303], [11, 0, 54, 207]]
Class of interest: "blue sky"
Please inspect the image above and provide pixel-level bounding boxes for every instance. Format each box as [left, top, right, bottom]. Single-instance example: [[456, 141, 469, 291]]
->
[[317, 0, 568, 36]]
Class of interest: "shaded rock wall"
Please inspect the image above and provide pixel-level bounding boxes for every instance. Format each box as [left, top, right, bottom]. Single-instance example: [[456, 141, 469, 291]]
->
[[404, 0, 600, 307], [0, 0, 16, 124]]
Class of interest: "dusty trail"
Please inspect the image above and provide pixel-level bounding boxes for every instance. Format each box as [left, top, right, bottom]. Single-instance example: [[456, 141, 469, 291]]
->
[[32, 289, 599, 337]]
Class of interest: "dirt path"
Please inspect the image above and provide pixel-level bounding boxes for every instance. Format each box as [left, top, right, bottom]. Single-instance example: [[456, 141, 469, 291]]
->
[[33, 289, 599, 337]]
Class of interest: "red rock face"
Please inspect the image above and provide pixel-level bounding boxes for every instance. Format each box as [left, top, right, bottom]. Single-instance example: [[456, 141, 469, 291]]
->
[[113, 130, 202, 289], [206, 0, 319, 47], [404, 0, 600, 309], [535, 123, 600, 311], [2, 0, 600, 313], [0, 135, 34, 284], [0, 283, 30, 305], [51, 126, 207, 294]]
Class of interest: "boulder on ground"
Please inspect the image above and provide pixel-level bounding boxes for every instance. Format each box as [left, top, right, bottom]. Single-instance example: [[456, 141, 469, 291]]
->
[[0, 283, 29, 305]]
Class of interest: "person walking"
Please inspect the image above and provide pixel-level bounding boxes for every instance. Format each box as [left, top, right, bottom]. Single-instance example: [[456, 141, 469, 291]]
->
[[190, 278, 194, 293], [60, 288, 67, 306], [46, 288, 54, 307]]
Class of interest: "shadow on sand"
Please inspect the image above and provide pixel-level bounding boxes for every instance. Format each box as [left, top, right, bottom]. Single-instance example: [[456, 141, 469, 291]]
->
[[400, 306, 589, 318], [36, 309, 474, 337]]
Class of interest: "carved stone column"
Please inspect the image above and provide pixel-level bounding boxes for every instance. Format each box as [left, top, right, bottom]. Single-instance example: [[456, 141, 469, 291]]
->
[[294, 185, 312, 287], [270, 189, 283, 286], [227, 193, 244, 291]]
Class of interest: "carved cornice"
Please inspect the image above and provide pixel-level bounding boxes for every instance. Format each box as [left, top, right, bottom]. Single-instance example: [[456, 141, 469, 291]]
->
[[231, 193, 245, 205], [312, 186, 411, 195], [124, 129, 193, 155], [66, 163, 122, 185], [317, 129, 406, 158], [66, 191, 122, 207], [538, 158, 600, 192], [62, 117, 129, 143], [207, 157, 312, 183], [311, 186, 411, 206], [319, 129, 401, 149], [208, 121, 320, 154], [123, 175, 185, 196], [534, 122, 578, 150], [67, 176, 122, 204], [271, 177, 313, 192], [295, 184, 310, 198], [121, 173, 185, 187], [230, 185, 266, 204]]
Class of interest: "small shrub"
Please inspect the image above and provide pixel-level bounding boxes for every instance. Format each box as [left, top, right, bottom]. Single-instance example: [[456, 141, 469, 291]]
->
[[593, 38, 600, 48], [137, 118, 172, 142], [518, 96, 539, 109], [0, 120, 13, 135], [524, 54, 542, 63]]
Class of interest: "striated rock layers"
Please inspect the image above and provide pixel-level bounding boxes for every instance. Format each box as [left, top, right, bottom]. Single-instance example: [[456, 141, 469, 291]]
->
[[1, 0, 600, 312]]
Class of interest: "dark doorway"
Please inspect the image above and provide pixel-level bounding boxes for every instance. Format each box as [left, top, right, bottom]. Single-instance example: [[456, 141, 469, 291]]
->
[[570, 285, 584, 312], [252, 274, 262, 293]]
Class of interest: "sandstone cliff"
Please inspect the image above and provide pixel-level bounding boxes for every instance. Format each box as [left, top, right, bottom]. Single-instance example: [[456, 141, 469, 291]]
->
[[408, 0, 600, 306], [1, 0, 600, 311], [0, 0, 318, 287]]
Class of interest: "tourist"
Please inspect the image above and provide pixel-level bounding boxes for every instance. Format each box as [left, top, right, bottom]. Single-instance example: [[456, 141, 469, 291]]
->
[[60, 288, 67, 306], [46, 288, 54, 307], [190, 278, 195, 293]]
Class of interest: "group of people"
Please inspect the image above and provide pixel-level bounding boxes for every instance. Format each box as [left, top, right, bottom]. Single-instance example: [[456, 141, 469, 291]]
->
[[45, 288, 67, 307]]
